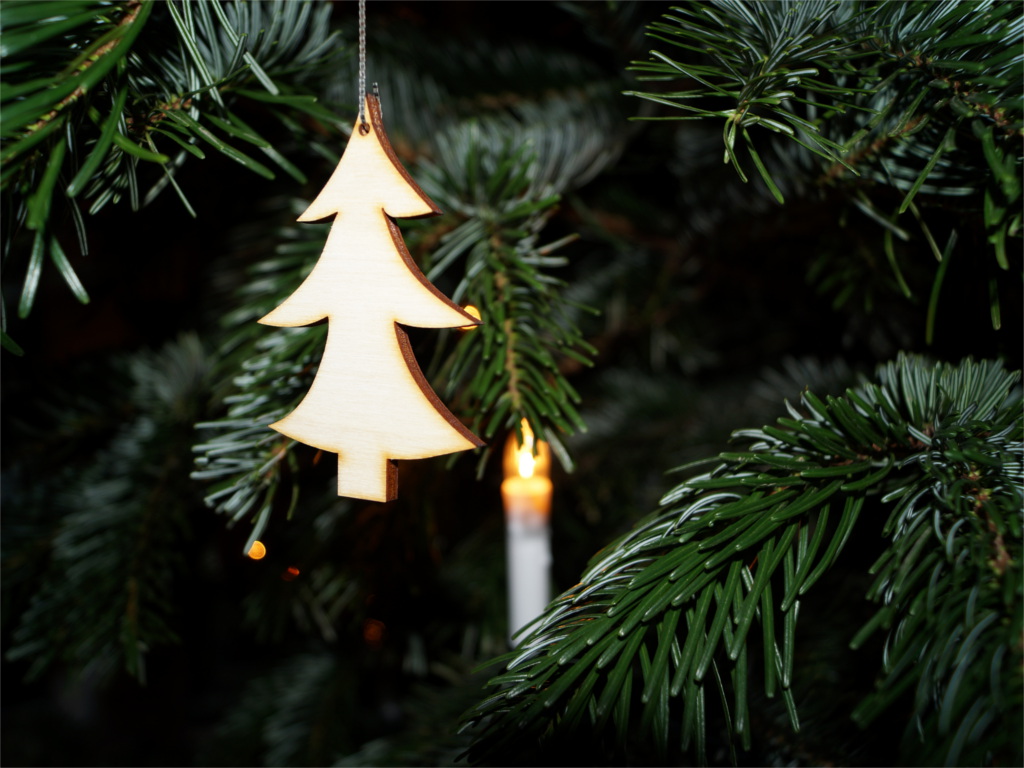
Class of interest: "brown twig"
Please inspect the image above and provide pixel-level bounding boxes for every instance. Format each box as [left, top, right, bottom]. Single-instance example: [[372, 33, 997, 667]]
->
[[27, 0, 144, 133], [495, 270, 523, 414]]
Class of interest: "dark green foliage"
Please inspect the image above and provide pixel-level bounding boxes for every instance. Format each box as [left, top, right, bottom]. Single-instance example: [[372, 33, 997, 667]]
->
[[419, 130, 596, 468], [627, 0, 1022, 330], [4, 335, 212, 681], [850, 362, 1023, 765], [206, 653, 353, 767], [628, 0, 868, 199], [192, 229, 325, 552], [463, 356, 1022, 766], [1, 0, 341, 325]]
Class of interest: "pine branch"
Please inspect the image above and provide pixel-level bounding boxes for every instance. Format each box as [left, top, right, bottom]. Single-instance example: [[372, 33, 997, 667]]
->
[[849, 363, 1024, 765], [626, 0, 871, 202], [1, 0, 344, 327], [418, 120, 599, 471], [204, 653, 348, 767], [462, 355, 1022, 766], [624, 0, 1022, 329], [857, 0, 1023, 272], [4, 335, 213, 682]]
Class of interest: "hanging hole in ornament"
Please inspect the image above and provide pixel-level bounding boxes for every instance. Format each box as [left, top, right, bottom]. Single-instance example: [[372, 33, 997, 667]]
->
[[359, 121, 371, 136]]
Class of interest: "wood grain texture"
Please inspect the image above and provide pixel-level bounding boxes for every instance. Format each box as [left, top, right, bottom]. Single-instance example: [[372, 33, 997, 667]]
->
[[259, 93, 483, 502]]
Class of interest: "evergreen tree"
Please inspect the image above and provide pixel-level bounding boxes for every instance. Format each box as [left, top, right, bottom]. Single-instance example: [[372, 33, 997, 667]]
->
[[2, 2, 1020, 767]]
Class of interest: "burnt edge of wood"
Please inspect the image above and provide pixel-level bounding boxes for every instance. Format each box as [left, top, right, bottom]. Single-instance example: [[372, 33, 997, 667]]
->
[[365, 93, 442, 219], [383, 458, 398, 502], [394, 323, 486, 449], [385, 217, 482, 328]]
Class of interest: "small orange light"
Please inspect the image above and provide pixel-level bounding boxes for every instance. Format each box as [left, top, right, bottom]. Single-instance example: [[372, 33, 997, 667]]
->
[[459, 304, 482, 330], [363, 618, 386, 648], [247, 541, 267, 560], [281, 566, 300, 581]]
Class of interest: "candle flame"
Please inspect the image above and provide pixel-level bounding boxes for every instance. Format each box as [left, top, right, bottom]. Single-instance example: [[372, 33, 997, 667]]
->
[[504, 419, 549, 480], [502, 418, 553, 521], [516, 420, 537, 478]]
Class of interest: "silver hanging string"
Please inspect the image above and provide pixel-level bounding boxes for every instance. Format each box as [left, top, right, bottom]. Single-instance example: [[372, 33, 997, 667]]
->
[[358, 0, 368, 133]]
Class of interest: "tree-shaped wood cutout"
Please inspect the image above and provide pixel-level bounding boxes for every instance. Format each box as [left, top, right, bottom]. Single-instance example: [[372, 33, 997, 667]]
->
[[260, 93, 483, 502]]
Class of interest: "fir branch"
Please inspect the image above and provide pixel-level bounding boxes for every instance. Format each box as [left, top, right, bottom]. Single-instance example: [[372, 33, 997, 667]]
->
[[626, 0, 870, 202], [205, 653, 348, 767], [1, 0, 344, 325], [462, 355, 1023, 766], [418, 122, 597, 470], [4, 335, 213, 683], [192, 308, 321, 548], [24, 0, 147, 134], [849, 366, 1023, 765], [624, 0, 1021, 328]]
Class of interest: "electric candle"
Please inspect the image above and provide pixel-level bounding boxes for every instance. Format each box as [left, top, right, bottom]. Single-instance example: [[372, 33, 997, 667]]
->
[[501, 420, 553, 645]]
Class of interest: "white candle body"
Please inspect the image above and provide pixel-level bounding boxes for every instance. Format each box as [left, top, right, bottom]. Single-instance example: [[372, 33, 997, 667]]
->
[[502, 477, 553, 646]]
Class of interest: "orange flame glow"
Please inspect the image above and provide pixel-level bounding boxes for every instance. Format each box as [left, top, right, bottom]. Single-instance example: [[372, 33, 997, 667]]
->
[[504, 419, 550, 481]]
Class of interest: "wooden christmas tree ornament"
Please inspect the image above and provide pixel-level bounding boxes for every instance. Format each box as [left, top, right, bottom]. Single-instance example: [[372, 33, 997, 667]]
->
[[260, 93, 483, 502]]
